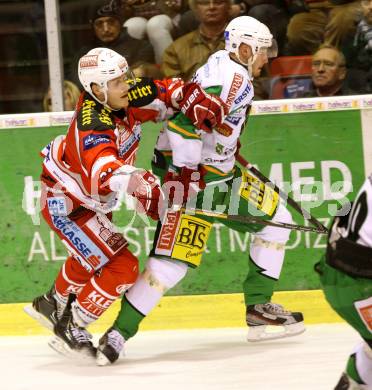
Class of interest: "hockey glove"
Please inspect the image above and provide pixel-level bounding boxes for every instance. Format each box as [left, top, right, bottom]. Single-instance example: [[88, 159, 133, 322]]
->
[[163, 166, 206, 206], [179, 83, 228, 133], [128, 171, 161, 220]]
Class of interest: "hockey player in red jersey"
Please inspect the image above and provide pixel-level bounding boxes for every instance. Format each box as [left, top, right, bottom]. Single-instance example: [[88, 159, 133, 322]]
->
[[24, 47, 227, 358]]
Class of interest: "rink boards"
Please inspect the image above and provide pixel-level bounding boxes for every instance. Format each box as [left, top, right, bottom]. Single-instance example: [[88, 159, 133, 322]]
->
[[1, 290, 343, 336], [0, 95, 371, 331]]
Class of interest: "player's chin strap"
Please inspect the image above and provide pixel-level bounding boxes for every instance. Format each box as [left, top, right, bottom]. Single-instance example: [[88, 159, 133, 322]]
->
[[235, 52, 255, 80], [236, 154, 328, 234]]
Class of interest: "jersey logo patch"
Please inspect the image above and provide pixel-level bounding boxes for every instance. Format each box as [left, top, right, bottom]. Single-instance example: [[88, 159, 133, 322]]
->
[[239, 171, 279, 217], [83, 134, 111, 150], [234, 82, 251, 105], [80, 55, 98, 68], [128, 77, 158, 108], [225, 115, 242, 126], [226, 73, 243, 108], [78, 98, 115, 131], [354, 297, 372, 332]]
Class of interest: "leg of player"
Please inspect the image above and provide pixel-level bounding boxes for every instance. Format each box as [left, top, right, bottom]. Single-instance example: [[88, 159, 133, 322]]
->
[[334, 341, 372, 389], [25, 201, 139, 359], [96, 256, 188, 366], [24, 255, 90, 331], [23, 285, 65, 331], [50, 246, 138, 359], [244, 203, 305, 341]]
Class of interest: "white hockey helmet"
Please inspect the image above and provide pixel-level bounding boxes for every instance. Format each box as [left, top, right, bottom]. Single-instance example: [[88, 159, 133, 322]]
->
[[78, 48, 132, 106], [224, 16, 276, 71]]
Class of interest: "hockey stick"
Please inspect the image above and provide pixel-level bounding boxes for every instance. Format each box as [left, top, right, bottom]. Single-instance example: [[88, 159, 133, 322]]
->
[[235, 154, 328, 234], [182, 207, 328, 234]]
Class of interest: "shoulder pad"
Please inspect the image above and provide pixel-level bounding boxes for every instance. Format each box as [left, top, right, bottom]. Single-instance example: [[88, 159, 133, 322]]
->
[[128, 77, 158, 108], [77, 97, 115, 131]]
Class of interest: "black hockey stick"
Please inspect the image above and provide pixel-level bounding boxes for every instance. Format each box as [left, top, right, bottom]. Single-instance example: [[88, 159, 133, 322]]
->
[[182, 207, 328, 234], [236, 154, 328, 234]]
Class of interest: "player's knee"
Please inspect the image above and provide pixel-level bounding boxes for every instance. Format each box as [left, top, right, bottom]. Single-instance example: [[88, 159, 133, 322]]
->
[[65, 255, 93, 281], [256, 204, 292, 244], [104, 249, 139, 290], [146, 256, 188, 289]]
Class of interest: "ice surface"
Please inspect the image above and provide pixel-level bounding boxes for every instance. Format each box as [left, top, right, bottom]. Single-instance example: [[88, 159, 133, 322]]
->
[[0, 324, 359, 390]]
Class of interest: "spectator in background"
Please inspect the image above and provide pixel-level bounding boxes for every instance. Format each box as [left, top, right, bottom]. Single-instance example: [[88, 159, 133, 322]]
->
[[66, 1, 155, 86], [342, 0, 372, 93], [43, 80, 80, 112], [286, 0, 361, 55], [299, 45, 356, 97], [162, 0, 232, 80], [232, 0, 290, 54], [120, 0, 189, 63], [177, 0, 290, 54]]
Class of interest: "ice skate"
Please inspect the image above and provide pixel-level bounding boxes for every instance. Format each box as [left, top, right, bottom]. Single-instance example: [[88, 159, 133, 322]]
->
[[49, 294, 96, 360], [96, 327, 125, 366], [23, 287, 61, 331], [334, 372, 367, 390], [246, 302, 305, 342]]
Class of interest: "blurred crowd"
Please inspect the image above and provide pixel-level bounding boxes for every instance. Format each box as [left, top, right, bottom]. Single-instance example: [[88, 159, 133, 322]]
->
[[1, 0, 371, 113]]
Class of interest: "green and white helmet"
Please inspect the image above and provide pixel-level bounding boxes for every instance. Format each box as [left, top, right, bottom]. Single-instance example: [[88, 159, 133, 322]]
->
[[224, 16, 277, 72], [78, 48, 131, 107]]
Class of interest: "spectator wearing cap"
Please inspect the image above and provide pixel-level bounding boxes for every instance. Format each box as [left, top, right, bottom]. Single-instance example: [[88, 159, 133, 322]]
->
[[66, 1, 155, 86]]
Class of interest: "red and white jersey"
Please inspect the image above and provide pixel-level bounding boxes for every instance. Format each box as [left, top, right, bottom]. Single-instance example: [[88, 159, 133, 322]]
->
[[41, 78, 184, 213]]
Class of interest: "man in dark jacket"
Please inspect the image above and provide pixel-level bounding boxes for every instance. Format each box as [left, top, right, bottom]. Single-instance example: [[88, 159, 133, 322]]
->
[[300, 45, 357, 97], [67, 1, 155, 87]]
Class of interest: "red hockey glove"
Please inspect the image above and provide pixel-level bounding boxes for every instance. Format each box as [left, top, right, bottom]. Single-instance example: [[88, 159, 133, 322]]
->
[[163, 166, 206, 206], [179, 83, 228, 133], [128, 171, 161, 220]]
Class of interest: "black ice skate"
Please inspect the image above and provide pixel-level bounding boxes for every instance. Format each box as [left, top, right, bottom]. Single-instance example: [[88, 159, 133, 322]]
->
[[246, 302, 305, 342], [334, 372, 364, 390], [49, 294, 96, 359], [23, 286, 61, 331], [96, 327, 125, 366]]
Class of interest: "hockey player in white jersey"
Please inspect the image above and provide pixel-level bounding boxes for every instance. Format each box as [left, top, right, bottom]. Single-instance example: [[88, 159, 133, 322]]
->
[[316, 176, 372, 389], [96, 16, 305, 365]]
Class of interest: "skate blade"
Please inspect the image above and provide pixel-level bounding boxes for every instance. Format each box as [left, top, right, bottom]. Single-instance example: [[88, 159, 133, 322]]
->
[[23, 305, 54, 331], [96, 350, 112, 367], [247, 322, 306, 342], [48, 336, 96, 362]]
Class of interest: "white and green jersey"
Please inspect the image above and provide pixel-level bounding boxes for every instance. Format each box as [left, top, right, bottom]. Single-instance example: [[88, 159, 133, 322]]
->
[[341, 175, 372, 248], [155, 50, 254, 183]]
